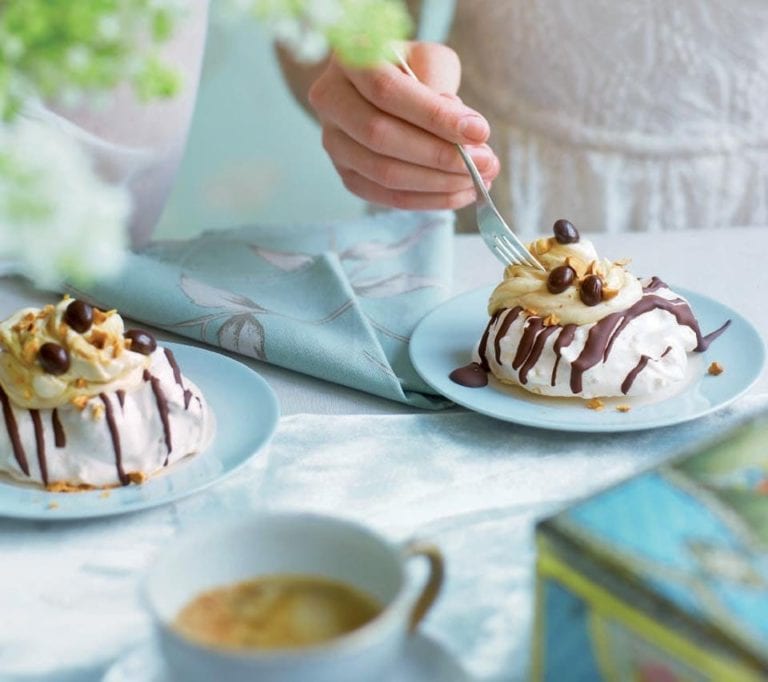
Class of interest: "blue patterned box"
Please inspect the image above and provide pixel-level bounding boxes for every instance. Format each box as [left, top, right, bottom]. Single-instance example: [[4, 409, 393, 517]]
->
[[533, 414, 768, 681]]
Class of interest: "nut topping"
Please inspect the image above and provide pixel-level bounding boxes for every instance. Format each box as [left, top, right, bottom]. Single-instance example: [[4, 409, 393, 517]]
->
[[708, 361, 724, 376]]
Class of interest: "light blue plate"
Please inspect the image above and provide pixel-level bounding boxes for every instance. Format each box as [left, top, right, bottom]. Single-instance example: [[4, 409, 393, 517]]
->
[[0, 343, 280, 520], [410, 286, 765, 432]]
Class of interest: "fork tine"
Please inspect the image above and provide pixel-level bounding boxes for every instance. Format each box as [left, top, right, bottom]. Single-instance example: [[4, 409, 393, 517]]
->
[[493, 235, 518, 266], [495, 233, 533, 268], [497, 233, 544, 270]]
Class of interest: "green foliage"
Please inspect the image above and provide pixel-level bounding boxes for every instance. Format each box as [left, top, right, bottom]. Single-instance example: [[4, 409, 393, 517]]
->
[[0, 0, 413, 286], [251, 0, 412, 66], [0, 0, 181, 119], [328, 0, 412, 67]]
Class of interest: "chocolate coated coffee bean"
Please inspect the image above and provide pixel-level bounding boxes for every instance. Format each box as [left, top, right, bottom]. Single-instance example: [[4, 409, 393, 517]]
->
[[553, 219, 579, 244], [547, 265, 576, 294], [64, 300, 94, 333], [125, 329, 157, 355], [580, 275, 603, 306], [39, 343, 70, 375]]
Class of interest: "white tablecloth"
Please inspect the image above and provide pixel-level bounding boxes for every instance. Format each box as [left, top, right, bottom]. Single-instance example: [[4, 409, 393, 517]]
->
[[0, 229, 766, 681]]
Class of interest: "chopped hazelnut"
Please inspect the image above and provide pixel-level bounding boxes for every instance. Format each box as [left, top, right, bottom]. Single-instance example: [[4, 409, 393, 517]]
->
[[616, 405, 632, 413], [602, 287, 620, 301], [71, 395, 89, 410], [531, 237, 554, 255], [93, 308, 109, 325], [586, 398, 605, 411], [22, 339, 39, 363], [88, 329, 108, 349], [524, 307, 539, 317], [543, 313, 560, 326], [90, 403, 105, 420], [127, 471, 147, 485], [75, 378, 87, 389], [564, 256, 588, 278], [708, 361, 724, 376]]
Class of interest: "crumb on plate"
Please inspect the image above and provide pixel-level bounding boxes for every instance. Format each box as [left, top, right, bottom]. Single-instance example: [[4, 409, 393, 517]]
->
[[708, 361, 724, 376]]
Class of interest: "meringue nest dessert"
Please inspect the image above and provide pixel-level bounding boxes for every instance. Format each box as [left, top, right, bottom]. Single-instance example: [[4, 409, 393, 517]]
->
[[0, 297, 214, 491], [451, 220, 730, 399]]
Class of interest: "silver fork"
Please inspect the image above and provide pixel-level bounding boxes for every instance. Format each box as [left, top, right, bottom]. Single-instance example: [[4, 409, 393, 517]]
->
[[393, 49, 544, 270]]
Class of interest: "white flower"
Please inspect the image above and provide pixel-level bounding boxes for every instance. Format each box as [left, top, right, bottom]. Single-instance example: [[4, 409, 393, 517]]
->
[[97, 15, 121, 41], [0, 119, 130, 287]]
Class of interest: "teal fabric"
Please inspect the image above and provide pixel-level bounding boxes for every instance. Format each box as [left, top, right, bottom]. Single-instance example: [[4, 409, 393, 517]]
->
[[73, 211, 454, 408]]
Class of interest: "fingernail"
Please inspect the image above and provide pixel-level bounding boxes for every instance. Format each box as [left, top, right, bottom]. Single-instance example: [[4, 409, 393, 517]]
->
[[458, 115, 488, 142]]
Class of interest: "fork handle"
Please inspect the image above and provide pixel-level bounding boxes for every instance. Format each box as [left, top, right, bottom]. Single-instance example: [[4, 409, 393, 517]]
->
[[392, 47, 493, 203], [453, 143, 493, 204]]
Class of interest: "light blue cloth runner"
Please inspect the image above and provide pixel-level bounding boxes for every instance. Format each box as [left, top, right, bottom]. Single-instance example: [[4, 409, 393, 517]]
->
[[71, 210, 454, 408], [3, 394, 766, 681]]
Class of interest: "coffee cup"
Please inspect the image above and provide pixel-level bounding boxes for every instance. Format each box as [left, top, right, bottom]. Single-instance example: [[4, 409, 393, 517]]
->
[[143, 512, 444, 682]]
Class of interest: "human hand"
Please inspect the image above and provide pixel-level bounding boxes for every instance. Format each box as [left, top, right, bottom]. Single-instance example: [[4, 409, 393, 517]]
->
[[308, 42, 500, 211]]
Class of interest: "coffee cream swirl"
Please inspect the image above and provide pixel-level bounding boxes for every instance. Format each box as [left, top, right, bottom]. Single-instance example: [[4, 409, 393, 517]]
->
[[488, 238, 642, 326], [0, 297, 148, 409]]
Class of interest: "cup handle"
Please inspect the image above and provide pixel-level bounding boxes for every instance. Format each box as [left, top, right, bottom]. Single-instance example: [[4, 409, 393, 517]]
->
[[402, 540, 444, 632]]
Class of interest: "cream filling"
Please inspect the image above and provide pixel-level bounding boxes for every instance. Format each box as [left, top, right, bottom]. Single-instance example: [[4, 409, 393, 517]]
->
[[488, 238, 643, 325], [0, 298, 148, 409]]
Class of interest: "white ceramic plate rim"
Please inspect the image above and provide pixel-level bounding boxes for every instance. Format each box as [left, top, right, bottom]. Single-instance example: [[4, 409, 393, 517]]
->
[[410, 285, 765, 432], [0, 342, 280, 520]]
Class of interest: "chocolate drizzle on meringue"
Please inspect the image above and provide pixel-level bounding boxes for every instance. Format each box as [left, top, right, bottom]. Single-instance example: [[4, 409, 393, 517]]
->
[[494, 308, 522, 364], [478, 310, 502, 372], [463, 279, 731, 395], [52, 409, 66, 448], [144, 369, 172, 464], [100, 393, 129, 486], [164, 348, 192, 410], [30, 409, 48, 486], [551, 325, 576, 387], [0, 385, 28, 476]]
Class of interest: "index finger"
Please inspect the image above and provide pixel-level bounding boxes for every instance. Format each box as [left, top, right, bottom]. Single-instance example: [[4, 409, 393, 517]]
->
[[341, 60, 490, 146]]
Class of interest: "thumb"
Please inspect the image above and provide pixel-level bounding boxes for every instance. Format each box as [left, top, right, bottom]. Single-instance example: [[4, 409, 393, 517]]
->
[[404, 42, 461, 95]]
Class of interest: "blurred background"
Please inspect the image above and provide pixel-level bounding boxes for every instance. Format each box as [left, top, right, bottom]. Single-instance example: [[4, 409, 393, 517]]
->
[[155, 2, 456, 239]]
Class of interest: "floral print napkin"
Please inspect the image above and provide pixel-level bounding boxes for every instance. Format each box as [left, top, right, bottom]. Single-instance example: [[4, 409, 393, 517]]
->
[[74, 210, 454, 407]]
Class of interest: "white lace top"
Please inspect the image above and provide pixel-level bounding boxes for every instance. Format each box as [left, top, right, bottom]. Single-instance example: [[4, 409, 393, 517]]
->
[[446, 0, 768, 234]]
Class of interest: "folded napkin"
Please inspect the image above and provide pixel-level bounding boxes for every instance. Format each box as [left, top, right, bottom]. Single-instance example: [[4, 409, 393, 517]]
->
[[72, 210, 454, 408], [3, 394, 765, 681]]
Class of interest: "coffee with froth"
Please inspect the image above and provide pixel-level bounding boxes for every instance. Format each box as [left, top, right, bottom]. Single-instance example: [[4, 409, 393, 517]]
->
[[173, 573, 383, 650]]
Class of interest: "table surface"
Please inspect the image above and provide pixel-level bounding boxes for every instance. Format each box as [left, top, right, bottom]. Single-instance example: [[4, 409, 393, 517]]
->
[[1, 227, 766, 681]]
